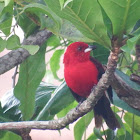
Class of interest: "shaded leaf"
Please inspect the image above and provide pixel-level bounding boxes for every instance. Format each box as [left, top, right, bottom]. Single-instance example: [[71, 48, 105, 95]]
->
[[113, 90, 140, 116], [36, 81, 74, 120], [0, 131, 22, 140], [14, 6, 39, 37], [116, 69, 140, 90], [57, 101, 77, 118], [91, 43, 110, 64], [0, 102, 12, 122], [94, 128, 104, 140]]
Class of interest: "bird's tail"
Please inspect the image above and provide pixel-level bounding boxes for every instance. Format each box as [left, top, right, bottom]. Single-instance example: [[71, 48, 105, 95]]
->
[[93, 95, 120, 130]]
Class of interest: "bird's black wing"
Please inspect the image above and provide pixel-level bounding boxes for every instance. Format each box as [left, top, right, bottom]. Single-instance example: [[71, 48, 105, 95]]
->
[[89, 56, 113, 102]]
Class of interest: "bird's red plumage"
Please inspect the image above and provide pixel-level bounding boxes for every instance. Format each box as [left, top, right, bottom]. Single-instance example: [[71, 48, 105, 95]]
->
[[64, 42, 98, 97], [63, 42, 120, 130], [64, 60, 98, 97]]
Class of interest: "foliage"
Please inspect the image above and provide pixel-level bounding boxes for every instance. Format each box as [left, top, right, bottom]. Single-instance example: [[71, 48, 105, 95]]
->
[[0, 0, 140, 139]]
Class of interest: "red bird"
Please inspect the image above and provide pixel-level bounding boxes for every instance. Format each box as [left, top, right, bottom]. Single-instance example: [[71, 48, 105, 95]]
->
[[63, 42, 120, 130]]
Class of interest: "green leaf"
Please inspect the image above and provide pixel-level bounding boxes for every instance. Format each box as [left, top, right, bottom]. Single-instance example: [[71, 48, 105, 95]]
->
[[98, 2, 113, 38], [36, 81, 74, 120], [21, 45, 39, 55], [57, 101, 77, 118], [24, 3, 93, 42], [6, 35, 20, 50], [4, 0, 11, 7], [0, 38, 6, 52], [124, 112, 140, 135], [74, 111, 93, 140], [0, 0, 13, 36], [14, 7, 39, 37], [98, 0, 140, 37], [32, 82, 57, 120], [94, 128, 104, 140], [0, 102, 12, 122], [106, 129, 115, 140], [50, 49, 64, 80], [121, 35, 140, 54], [87, 133, 98, 140], [45, 0, 111, 48], [0, 3, 4, 13], [47, 35, 60, 47], [59, 0, 64, 9], [14, 44, 46, 121], [0, 131, 22, 140]]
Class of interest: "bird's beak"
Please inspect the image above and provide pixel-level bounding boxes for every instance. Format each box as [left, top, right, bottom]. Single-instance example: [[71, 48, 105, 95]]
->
[[84, 45, 97, 53]]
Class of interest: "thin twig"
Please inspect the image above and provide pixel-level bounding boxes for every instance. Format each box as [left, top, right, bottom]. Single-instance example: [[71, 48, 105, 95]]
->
[[120, 110, 125, 119], [12, 66, 18, 88]]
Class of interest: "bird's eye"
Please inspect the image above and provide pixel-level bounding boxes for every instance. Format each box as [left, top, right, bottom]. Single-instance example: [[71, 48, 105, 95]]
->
[[77, 46, 82, 51]]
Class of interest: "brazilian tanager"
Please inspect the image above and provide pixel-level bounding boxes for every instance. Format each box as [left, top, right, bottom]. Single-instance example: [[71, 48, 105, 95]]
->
[[63, 42, 120, 130]]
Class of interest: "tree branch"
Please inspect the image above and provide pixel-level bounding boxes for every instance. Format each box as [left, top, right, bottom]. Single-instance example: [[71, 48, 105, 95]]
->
[[0, 29, 52, 75], [0, 47, 119, 130]]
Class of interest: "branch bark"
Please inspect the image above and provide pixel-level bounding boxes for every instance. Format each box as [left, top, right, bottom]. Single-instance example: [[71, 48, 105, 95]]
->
[[0, 47, 119, 130], [0, 29, 52, 75]]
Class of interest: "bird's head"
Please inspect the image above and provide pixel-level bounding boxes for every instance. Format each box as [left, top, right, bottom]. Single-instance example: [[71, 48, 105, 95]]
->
[[64, 42, 96, 65]]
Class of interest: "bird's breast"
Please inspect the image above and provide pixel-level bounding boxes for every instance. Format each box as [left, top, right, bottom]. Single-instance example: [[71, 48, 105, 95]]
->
[[64, 61, 98, 97]]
